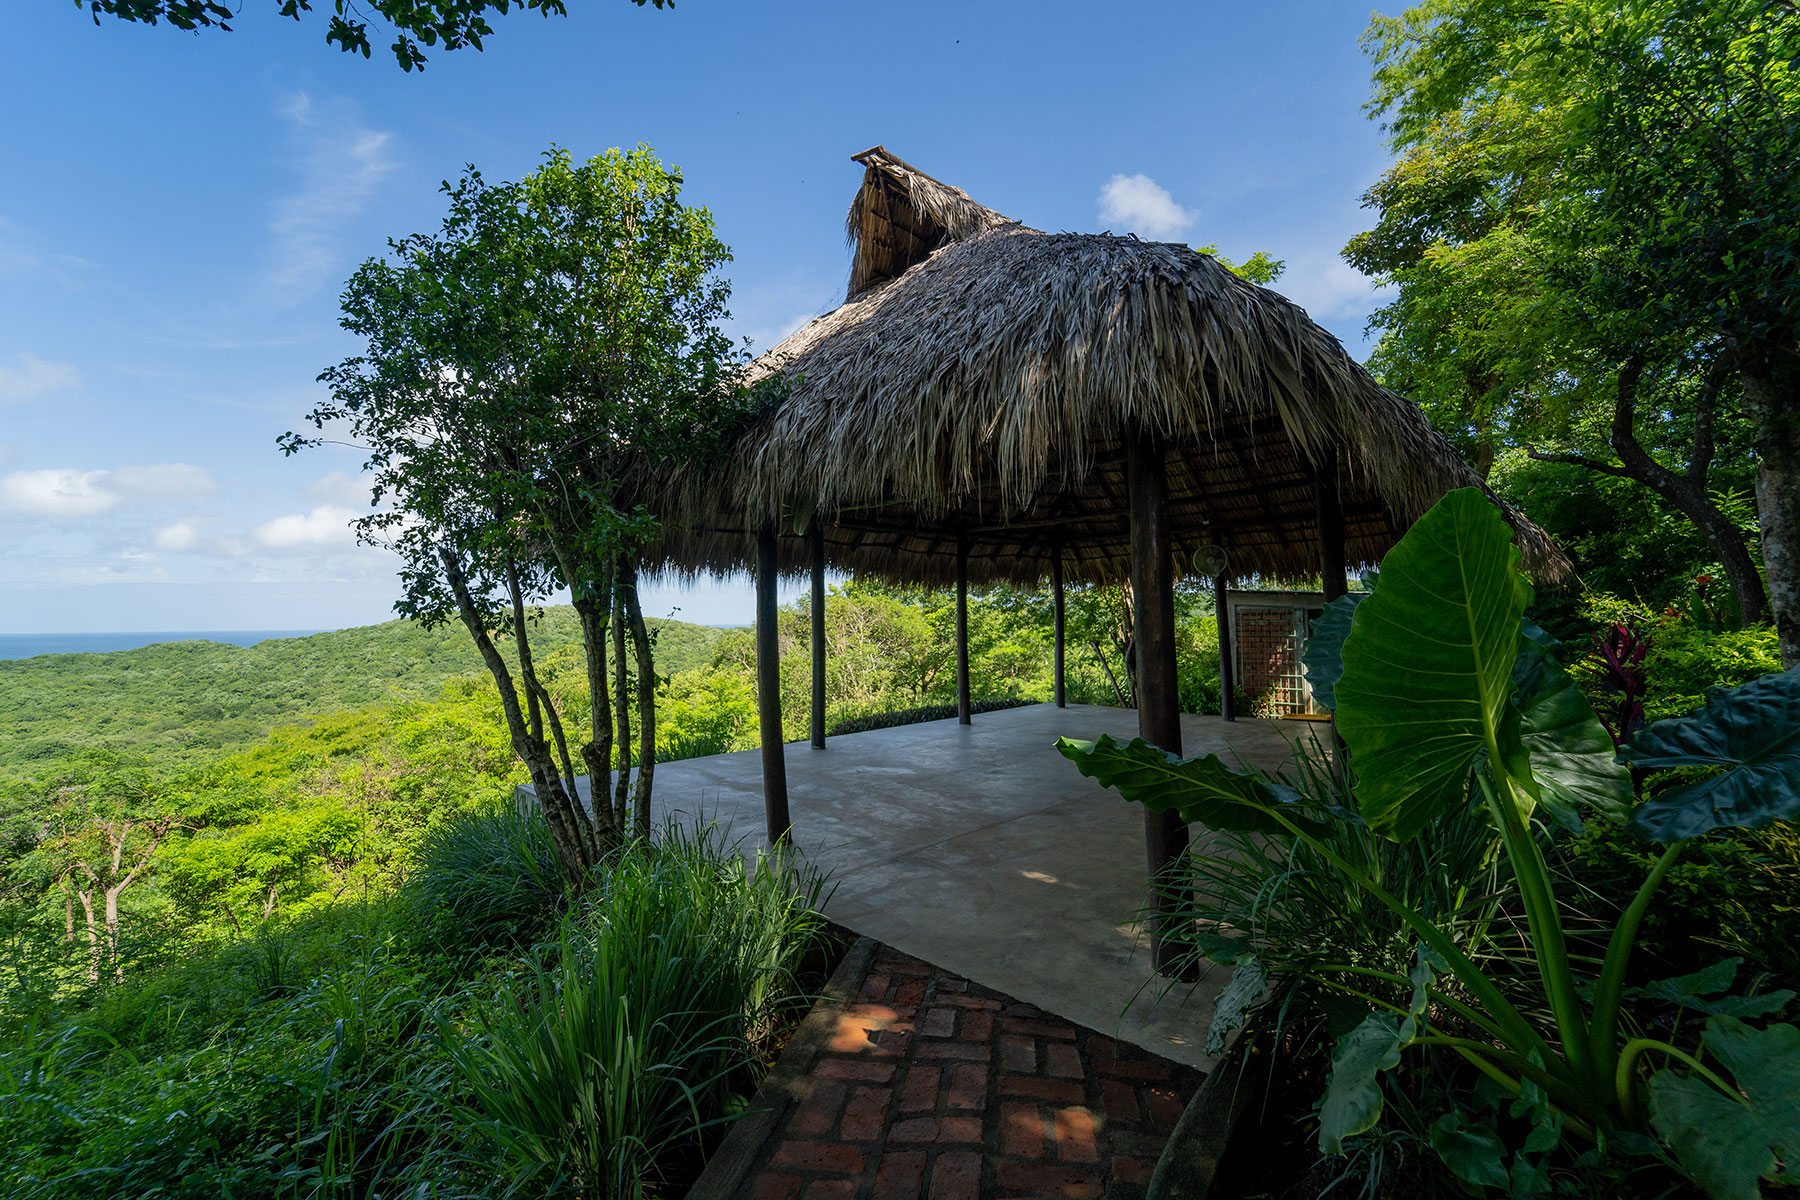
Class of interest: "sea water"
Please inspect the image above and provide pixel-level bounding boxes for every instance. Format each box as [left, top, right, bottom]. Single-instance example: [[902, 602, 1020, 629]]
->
[[0, 630, 326, 661]]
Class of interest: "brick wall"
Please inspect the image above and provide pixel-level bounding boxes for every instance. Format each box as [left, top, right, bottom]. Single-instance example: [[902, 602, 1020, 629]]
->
[[1236, 606, 1302, 716]]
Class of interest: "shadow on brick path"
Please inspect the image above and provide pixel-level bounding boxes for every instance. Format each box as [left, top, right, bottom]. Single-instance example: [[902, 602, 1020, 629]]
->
[[742, 942, 1202, 1200]]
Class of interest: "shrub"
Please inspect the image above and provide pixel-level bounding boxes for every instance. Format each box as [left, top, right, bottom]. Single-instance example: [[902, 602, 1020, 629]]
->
[[407, 803, 565, 954], [449, 822, 827, 1197], [1560, 821, 1800, 988], [1641, 620, 1782, 722], [0, 923, 474, 1200]]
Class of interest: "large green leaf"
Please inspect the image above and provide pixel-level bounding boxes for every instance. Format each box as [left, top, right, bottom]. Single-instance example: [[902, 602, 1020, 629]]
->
[[1334, 488, 1536, 841], [1621, 667, 1800, 842], [1204, 953, 1268, 1055], [1513, 637, 1633, 826], [1639, 958, 1796, 1019], [1318, 1012, 1403, 1154], [1648, 1016, 1800, 1200], [1054, 734, 1300, 834], [1428, 1114, 1510, 1191], [1301, 592, 1364, 713]]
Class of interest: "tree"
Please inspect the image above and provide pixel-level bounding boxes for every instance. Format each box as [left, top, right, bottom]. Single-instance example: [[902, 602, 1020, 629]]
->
[[72, 0, 666, 71], [1352, 0, 1800, 662], [291, 145, 751, 887], [19, 753, 177, 983]]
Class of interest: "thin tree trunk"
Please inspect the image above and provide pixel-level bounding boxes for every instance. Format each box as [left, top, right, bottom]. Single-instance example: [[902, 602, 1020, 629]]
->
[[76, 887, 99, 984], [439, 547, 593, 885], [1093, 641, 1128, 707], [532, 675, 580, 803], [507, 563, 580, 809], [572, 589, 615, 847], [622, 564, 656, 838], [506, 562, 544, 744], [611, 584, 632, 832], [1742, 346, 1800, 666], [104, 886, 123, 981]]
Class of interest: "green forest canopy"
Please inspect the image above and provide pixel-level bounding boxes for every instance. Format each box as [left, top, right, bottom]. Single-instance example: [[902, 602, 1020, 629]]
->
[[0, 612, 731, 778]]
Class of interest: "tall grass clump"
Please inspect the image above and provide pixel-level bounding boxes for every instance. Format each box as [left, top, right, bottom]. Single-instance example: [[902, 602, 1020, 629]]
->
[[449, 822, 828, 1197], [408, 801, 566, 953]]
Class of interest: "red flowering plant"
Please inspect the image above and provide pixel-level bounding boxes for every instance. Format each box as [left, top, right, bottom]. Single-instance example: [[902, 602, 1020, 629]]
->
[[1580, 621, 1655, 748]]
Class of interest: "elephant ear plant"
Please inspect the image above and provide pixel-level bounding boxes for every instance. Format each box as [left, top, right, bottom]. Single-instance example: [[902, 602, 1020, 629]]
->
[[1058, 488, 1800, 1199]]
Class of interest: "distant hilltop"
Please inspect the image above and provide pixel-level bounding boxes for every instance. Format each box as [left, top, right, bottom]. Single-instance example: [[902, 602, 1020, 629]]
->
[[0, 630, 327, 662], [0, 610, 731, 781]]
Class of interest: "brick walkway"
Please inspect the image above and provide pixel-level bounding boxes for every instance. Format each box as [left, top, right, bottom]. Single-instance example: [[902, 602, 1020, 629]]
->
[[747, 943, 1200, 1200]]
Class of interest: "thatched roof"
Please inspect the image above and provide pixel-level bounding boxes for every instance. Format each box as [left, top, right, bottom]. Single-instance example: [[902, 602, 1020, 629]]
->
[[651, 148, 1567, 588]]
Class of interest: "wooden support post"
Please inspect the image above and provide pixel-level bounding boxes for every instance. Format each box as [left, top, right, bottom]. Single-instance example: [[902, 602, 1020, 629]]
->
[[956, 537, 972, 725], [1314, 455, 1348, 602], [810, 523, 827, 750], [1215, 573, 1236, 722], [756, 526, 791, 843], [1051, 543, 1067, 709], [1127, 430, 1192, 978]]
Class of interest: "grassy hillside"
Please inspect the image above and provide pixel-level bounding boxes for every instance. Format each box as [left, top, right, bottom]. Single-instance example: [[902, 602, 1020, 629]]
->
[[0, 610, 733, 778]]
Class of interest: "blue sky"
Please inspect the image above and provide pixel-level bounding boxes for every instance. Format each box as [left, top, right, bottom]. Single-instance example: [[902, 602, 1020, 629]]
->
[[0, 1, 1394, 632]]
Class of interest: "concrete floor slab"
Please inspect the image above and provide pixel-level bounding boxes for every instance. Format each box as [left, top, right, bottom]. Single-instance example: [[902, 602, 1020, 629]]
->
[[635, 702, 1323, 1071]]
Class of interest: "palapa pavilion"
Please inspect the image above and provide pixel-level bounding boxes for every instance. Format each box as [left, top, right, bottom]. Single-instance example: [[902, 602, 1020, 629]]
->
[[648, 147, 1565, 977]]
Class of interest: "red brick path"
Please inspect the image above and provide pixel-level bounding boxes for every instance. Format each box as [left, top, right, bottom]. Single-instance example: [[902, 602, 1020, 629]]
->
[[746, 943, 1199, 1200]]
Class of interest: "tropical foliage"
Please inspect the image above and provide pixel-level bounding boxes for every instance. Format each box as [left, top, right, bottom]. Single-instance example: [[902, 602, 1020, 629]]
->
[[1352, 0, 1800, 664], [0, 811, 827, 1199], [1062, 489, 1800, 1198], [72, 0, 668, 70]]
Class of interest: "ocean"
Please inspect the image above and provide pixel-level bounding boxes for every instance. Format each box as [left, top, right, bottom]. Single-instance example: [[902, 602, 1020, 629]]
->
[[0, 630, 328, 662]]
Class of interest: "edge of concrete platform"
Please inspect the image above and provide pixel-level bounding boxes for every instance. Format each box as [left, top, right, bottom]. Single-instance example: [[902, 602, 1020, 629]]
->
[[686, 935, 880, 1200]]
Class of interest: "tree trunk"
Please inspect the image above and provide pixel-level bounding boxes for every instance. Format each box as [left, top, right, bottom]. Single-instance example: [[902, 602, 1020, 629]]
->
[[76, 887, 99, 984], [622, 562, 656, 839], [611, 583, 632, 832], [573, 590, 615, 842], [507, 563, 580, 810], [1530, 355, 1768, 626], [1742, 347, 1800, 667], [439, 547, 595, 885], [506, 563, 545, 743], [104, 886, 123, 981]]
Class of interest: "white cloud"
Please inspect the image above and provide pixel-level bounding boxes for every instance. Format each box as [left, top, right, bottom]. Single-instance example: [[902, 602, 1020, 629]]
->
[[1097, 174, 1197, 240], [0, 469, 115, 517], [0, 354, 80, 402], [266, 93, 396, 297], [0, 462, 217, 519], [153, 521, 199, 552], [253, 505, 360, 549]]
